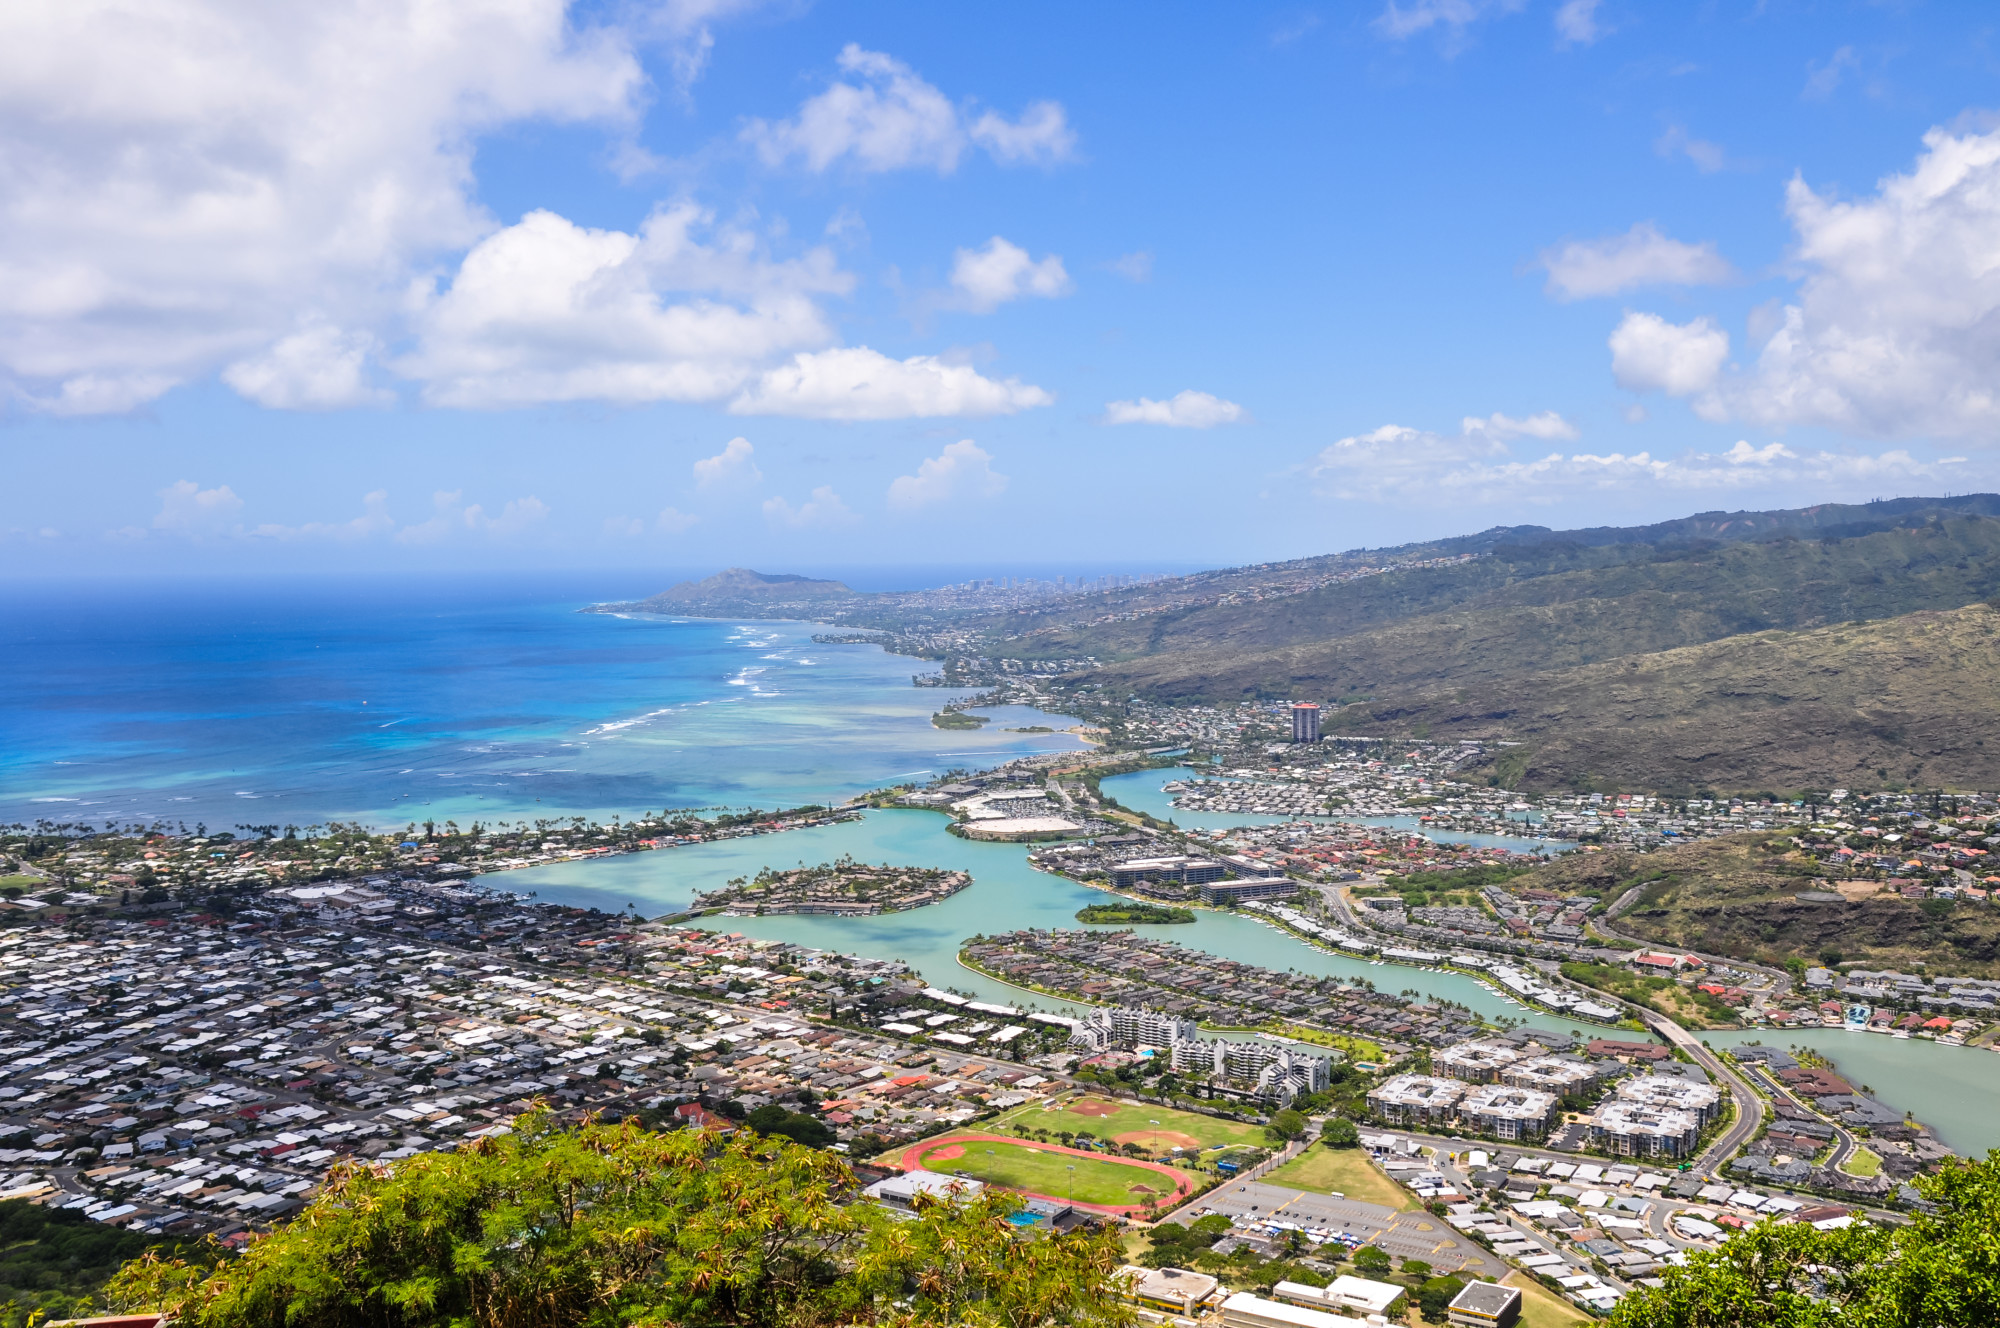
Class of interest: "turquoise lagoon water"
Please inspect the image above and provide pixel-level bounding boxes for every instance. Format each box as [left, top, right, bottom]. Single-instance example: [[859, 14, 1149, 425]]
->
[[1103, 768, 1559, 854], [1704, 1027, 2000, 1158], [496, 795, 1585, 1033]]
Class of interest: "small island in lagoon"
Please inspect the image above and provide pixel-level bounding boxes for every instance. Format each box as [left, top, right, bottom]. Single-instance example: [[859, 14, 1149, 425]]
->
[[1075, 900, 1196, 924], [690, 855, 972, 916]]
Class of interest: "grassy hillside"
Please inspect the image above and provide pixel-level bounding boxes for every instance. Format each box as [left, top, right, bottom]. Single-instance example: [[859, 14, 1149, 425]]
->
[[1345, 603, 2000, 793], [1512, 832, 2000, 976], [1051, 516, 2000, 686]]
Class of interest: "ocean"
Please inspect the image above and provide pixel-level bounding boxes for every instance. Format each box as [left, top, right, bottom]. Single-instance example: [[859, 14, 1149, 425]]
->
[[0, 573, 1089, 832]]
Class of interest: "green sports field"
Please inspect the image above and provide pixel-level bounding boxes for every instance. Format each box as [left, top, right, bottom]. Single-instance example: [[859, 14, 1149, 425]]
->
[[994, 1094, 1268, 1153], [915, 1139, 1178, 1207]]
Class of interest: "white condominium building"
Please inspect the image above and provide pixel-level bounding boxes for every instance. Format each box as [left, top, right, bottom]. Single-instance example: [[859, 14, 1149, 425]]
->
[[1368, 1074, 1465, 1126], [1500, 1055, 1599, 1096], [1432, 1040, 1523, 1084], [1457, 1083, 1559, 1141], [1592, 1100, 1700, 1158], [1614, 1073, 1723, 1125]]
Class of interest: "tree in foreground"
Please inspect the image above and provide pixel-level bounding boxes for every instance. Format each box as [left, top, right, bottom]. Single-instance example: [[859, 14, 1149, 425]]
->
[[107, 1111, 1135, 1328], [1610, 1151, 2000, 1327]]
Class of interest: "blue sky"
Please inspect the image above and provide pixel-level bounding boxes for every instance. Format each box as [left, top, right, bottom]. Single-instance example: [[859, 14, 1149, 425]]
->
[[9, 0, 2000, 576]]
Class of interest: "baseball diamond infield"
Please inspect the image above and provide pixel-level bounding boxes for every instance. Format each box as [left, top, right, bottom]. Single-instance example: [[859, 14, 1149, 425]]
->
[[899, 1133, 1199, 1216]]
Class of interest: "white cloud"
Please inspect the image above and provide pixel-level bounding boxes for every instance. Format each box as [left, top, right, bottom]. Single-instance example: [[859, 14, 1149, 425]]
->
[[395, 491, 548, 545], [1462, 410, 1579, 441], [1538, 223, 1735, 300], [762, 485, 857, 529], [1102, 389, 1245, 428], [886, 440, 1009, 510], [401, 207, 848, 408], [1374, 0, 1524, 44], [730, 347, 1052, 420], [968, 102, 1076, 166], [949, 237, 1071, 313], [1553, 0, 1603, 45], [222, 322, 390, 410], [657, 506, 700, 533], [1309, 425, 1952, 504], [1609, 313, 1729, 398], [693, 437, 763, 491], [1719, 124, 2000, 439], [248, 491, 396, 541], [152, 480, 244, 536], [744, 45, 1074, 174], [0, 0, 644, 414], [1655, 124, 1727, 173]]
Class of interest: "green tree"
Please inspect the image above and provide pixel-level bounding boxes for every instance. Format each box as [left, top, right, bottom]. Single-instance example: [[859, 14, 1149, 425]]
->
[[1414, 1276, 1464, 1324], [108, 1111, 1134, 1328], [1265, 1109, 1308, 1142], [1320, 1117, 1361, 1148], [1610, 1149, 2000, 1327]]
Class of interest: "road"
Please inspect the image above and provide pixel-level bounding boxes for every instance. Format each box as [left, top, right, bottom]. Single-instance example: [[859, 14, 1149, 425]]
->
[[1628, 1007, 1764, 1178]]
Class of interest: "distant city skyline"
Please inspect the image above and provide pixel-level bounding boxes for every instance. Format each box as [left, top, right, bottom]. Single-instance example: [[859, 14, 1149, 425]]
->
[[9, 1, 2000, 574]]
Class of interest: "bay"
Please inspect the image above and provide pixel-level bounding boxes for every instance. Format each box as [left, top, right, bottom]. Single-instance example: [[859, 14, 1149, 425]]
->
[[0, 576, 1089, 830]]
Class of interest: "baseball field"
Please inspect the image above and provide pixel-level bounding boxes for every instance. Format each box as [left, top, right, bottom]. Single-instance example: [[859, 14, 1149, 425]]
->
[[900, 1132, 1195, 1214]]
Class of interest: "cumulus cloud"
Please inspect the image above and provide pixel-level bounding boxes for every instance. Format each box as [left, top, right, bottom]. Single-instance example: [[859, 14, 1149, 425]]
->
[[1310, 425, 1953, 504], [886, 440, 1009, 510], [1553, 0, 1603, 45], [395, 491, 549, 545], [152, 480, 245, 537], [1610, 312, 1730, 399], [1102, 389, 1245, 428], [693, 436, 763, 490], [762, 485, 857, 529], [400, 207, 848, 409], [222, 322, 391, 409], [730, 347, 1052, 420], [0, 0, 644, 414], [949, 237, 1071, 313], [1538, 223, 1735, 300], [1462, 410, 1579, 441], [744, 45, 1074, 175], [1613, 123, 2000, 440], [1725, 124, 2000, 438], [248, 491, 396, 542]]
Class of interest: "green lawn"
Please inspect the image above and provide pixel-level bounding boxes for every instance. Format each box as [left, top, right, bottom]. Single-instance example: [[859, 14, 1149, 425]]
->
[[1503, 1271, 1591, 1328], [995, 1094, 1268, 1152], [1841, 1147, 1883, 1179], [1261, 1146, 1416, 1212], [916, 1140, 1177, 1206]]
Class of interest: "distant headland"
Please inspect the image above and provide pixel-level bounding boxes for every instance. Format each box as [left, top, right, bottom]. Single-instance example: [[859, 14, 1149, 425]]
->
[[585, 568, 858, 616]]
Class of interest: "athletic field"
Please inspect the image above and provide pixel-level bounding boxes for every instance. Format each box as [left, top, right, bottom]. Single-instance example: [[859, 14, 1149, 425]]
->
[[993, 1094, 1268, 1153], [900, 1132, 1195, 1215]]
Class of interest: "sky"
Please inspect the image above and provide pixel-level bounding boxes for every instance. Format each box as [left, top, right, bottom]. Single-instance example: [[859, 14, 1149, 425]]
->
[[10, 0, 2000, 577]]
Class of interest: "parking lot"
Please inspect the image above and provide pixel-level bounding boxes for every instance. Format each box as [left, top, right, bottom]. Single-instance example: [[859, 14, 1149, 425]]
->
[[1183, 1179, 1500, 1277]]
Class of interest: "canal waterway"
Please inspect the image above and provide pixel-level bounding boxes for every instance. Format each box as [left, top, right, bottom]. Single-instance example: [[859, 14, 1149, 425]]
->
[[1103, 768, 1560, 854], [1704, 1027, 2000, 1159], [487, 762, 2000, 1156], [492, 772, 1583, 1034]]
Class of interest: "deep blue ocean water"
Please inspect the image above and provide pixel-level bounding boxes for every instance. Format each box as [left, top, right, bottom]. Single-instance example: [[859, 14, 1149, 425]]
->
[[0, 574, 1087, 832]]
